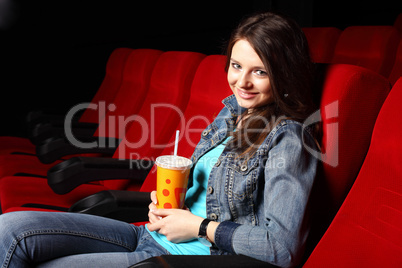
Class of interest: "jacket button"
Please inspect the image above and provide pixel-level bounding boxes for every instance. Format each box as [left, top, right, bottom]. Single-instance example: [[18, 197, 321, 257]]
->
[[202, 130, 209, 136], [207, 186, 214, 194], [240, 164, 248, 172], [210, 213, 218, 220]]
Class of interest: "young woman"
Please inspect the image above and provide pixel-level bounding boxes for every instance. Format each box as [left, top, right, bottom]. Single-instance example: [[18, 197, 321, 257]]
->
[[0, 12, 318, 268]]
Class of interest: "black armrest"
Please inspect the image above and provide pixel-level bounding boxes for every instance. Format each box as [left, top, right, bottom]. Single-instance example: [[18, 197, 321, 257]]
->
[[69, 190, 151, 222], [36, 136, 119, 164], [30, 121, 99, 145], [47, 157, 154, 194], [30, 122, 64, 144], [131, 255, 275, 268]]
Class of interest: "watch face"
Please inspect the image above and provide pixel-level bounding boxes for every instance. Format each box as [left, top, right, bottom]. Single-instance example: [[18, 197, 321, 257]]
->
[[198, 237, 212, 247]]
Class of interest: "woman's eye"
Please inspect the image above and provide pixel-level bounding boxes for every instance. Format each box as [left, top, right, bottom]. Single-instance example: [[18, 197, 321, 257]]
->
[[231, 63, 241, 70], [254, 70, 267, 76]]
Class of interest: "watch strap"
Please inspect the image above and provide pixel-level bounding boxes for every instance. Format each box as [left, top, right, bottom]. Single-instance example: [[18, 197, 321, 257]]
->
[[198, 218, 212, 237]]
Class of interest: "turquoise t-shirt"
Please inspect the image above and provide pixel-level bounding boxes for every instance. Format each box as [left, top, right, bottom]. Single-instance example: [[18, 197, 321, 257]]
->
[[146, 139, 228, 255]]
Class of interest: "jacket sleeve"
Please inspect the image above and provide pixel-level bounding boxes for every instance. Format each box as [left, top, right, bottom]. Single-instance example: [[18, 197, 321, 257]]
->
[[214, 124, 318, 267]]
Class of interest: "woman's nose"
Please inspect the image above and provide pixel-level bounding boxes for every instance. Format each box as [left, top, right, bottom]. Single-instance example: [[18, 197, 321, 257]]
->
[[237, 73, 252, 89]]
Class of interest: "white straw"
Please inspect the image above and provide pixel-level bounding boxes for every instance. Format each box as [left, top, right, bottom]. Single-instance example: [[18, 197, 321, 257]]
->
[[174, 130, 180, 157]]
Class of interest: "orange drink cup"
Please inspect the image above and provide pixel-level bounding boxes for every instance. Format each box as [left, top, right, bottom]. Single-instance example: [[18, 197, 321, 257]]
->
[[155, 155, 192, 209]]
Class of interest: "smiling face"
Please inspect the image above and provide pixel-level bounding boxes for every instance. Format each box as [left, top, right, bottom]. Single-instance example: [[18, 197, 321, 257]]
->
[[227, 39, 273, 110]]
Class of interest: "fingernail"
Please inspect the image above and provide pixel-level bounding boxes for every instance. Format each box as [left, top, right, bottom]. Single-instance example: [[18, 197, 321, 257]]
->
[[158, 216, 162, 220], [150, 209, 155, 213], [153, 200, 157, 205]]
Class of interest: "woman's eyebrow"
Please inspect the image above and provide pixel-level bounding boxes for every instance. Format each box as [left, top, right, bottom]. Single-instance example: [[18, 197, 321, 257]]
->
[[254, 65, 266, 70], [231, 58, 265, 70]]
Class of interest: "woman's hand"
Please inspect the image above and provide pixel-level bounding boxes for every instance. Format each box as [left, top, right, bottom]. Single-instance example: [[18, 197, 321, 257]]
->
[[148, 191, 161, 224], [147, 191, 204, 243]]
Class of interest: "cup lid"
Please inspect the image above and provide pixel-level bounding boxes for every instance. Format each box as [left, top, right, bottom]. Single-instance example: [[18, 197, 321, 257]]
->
[[155, 155, 192, 170]]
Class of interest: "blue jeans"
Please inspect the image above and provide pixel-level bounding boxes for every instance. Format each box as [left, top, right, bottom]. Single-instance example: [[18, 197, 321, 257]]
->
[[0, 211, 170, 268]]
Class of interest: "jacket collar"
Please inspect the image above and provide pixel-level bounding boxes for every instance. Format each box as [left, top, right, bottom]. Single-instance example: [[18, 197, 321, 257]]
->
[[222, 95, 247, 117]]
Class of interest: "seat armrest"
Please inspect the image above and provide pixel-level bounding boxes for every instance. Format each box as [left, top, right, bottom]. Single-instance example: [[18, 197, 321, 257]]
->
[[30, 121, 99, 145], [36, 136, 118, 164], [30, 122, 64, 144], [47, 157, 154, 194], [69, 190, 151, 222], [130, 255, 275, 268]]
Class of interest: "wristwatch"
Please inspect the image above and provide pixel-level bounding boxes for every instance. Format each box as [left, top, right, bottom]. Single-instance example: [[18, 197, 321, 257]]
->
[[198, 218, 213, 247]]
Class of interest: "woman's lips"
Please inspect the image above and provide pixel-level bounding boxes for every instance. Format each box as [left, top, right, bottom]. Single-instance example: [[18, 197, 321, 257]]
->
[[237, 88, 257, 99]]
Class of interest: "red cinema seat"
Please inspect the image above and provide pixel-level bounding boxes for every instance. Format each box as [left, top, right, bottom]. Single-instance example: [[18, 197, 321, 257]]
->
[[303, 63, 391, 263], [302, 27, 342, 63], [332, 26, 400, 77], [389, 40, 402, 85], [316, 64, 391, 212], [0, 48, 134, 155], [0, 51, 205, 213], [304, 78, 402, 268], [0, 49, 162, 178]]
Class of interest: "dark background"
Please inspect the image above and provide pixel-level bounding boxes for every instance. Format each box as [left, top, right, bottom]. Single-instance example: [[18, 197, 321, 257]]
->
[[0, 0, 401, 137]]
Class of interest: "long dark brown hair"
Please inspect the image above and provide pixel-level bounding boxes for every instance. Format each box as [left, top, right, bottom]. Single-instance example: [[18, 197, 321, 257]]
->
[[225, 12, 316, 158]]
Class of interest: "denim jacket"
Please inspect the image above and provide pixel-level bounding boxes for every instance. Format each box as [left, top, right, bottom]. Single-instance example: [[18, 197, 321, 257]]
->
[[190, 95, 318, 267]]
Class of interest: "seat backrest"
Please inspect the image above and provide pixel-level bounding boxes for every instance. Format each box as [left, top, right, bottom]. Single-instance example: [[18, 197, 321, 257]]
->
[[302, 27, 341, 63], [302, 63, 391, 262], [104, 51, 206, 190], [316, 63, 391, 213], [304, 78, 402, 267], [138, 55, 232, 192], [331, 26, 400, 77], [78, 48, 133, 123], [388, 39, 402, 85], [93, 49, 163, 138]]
